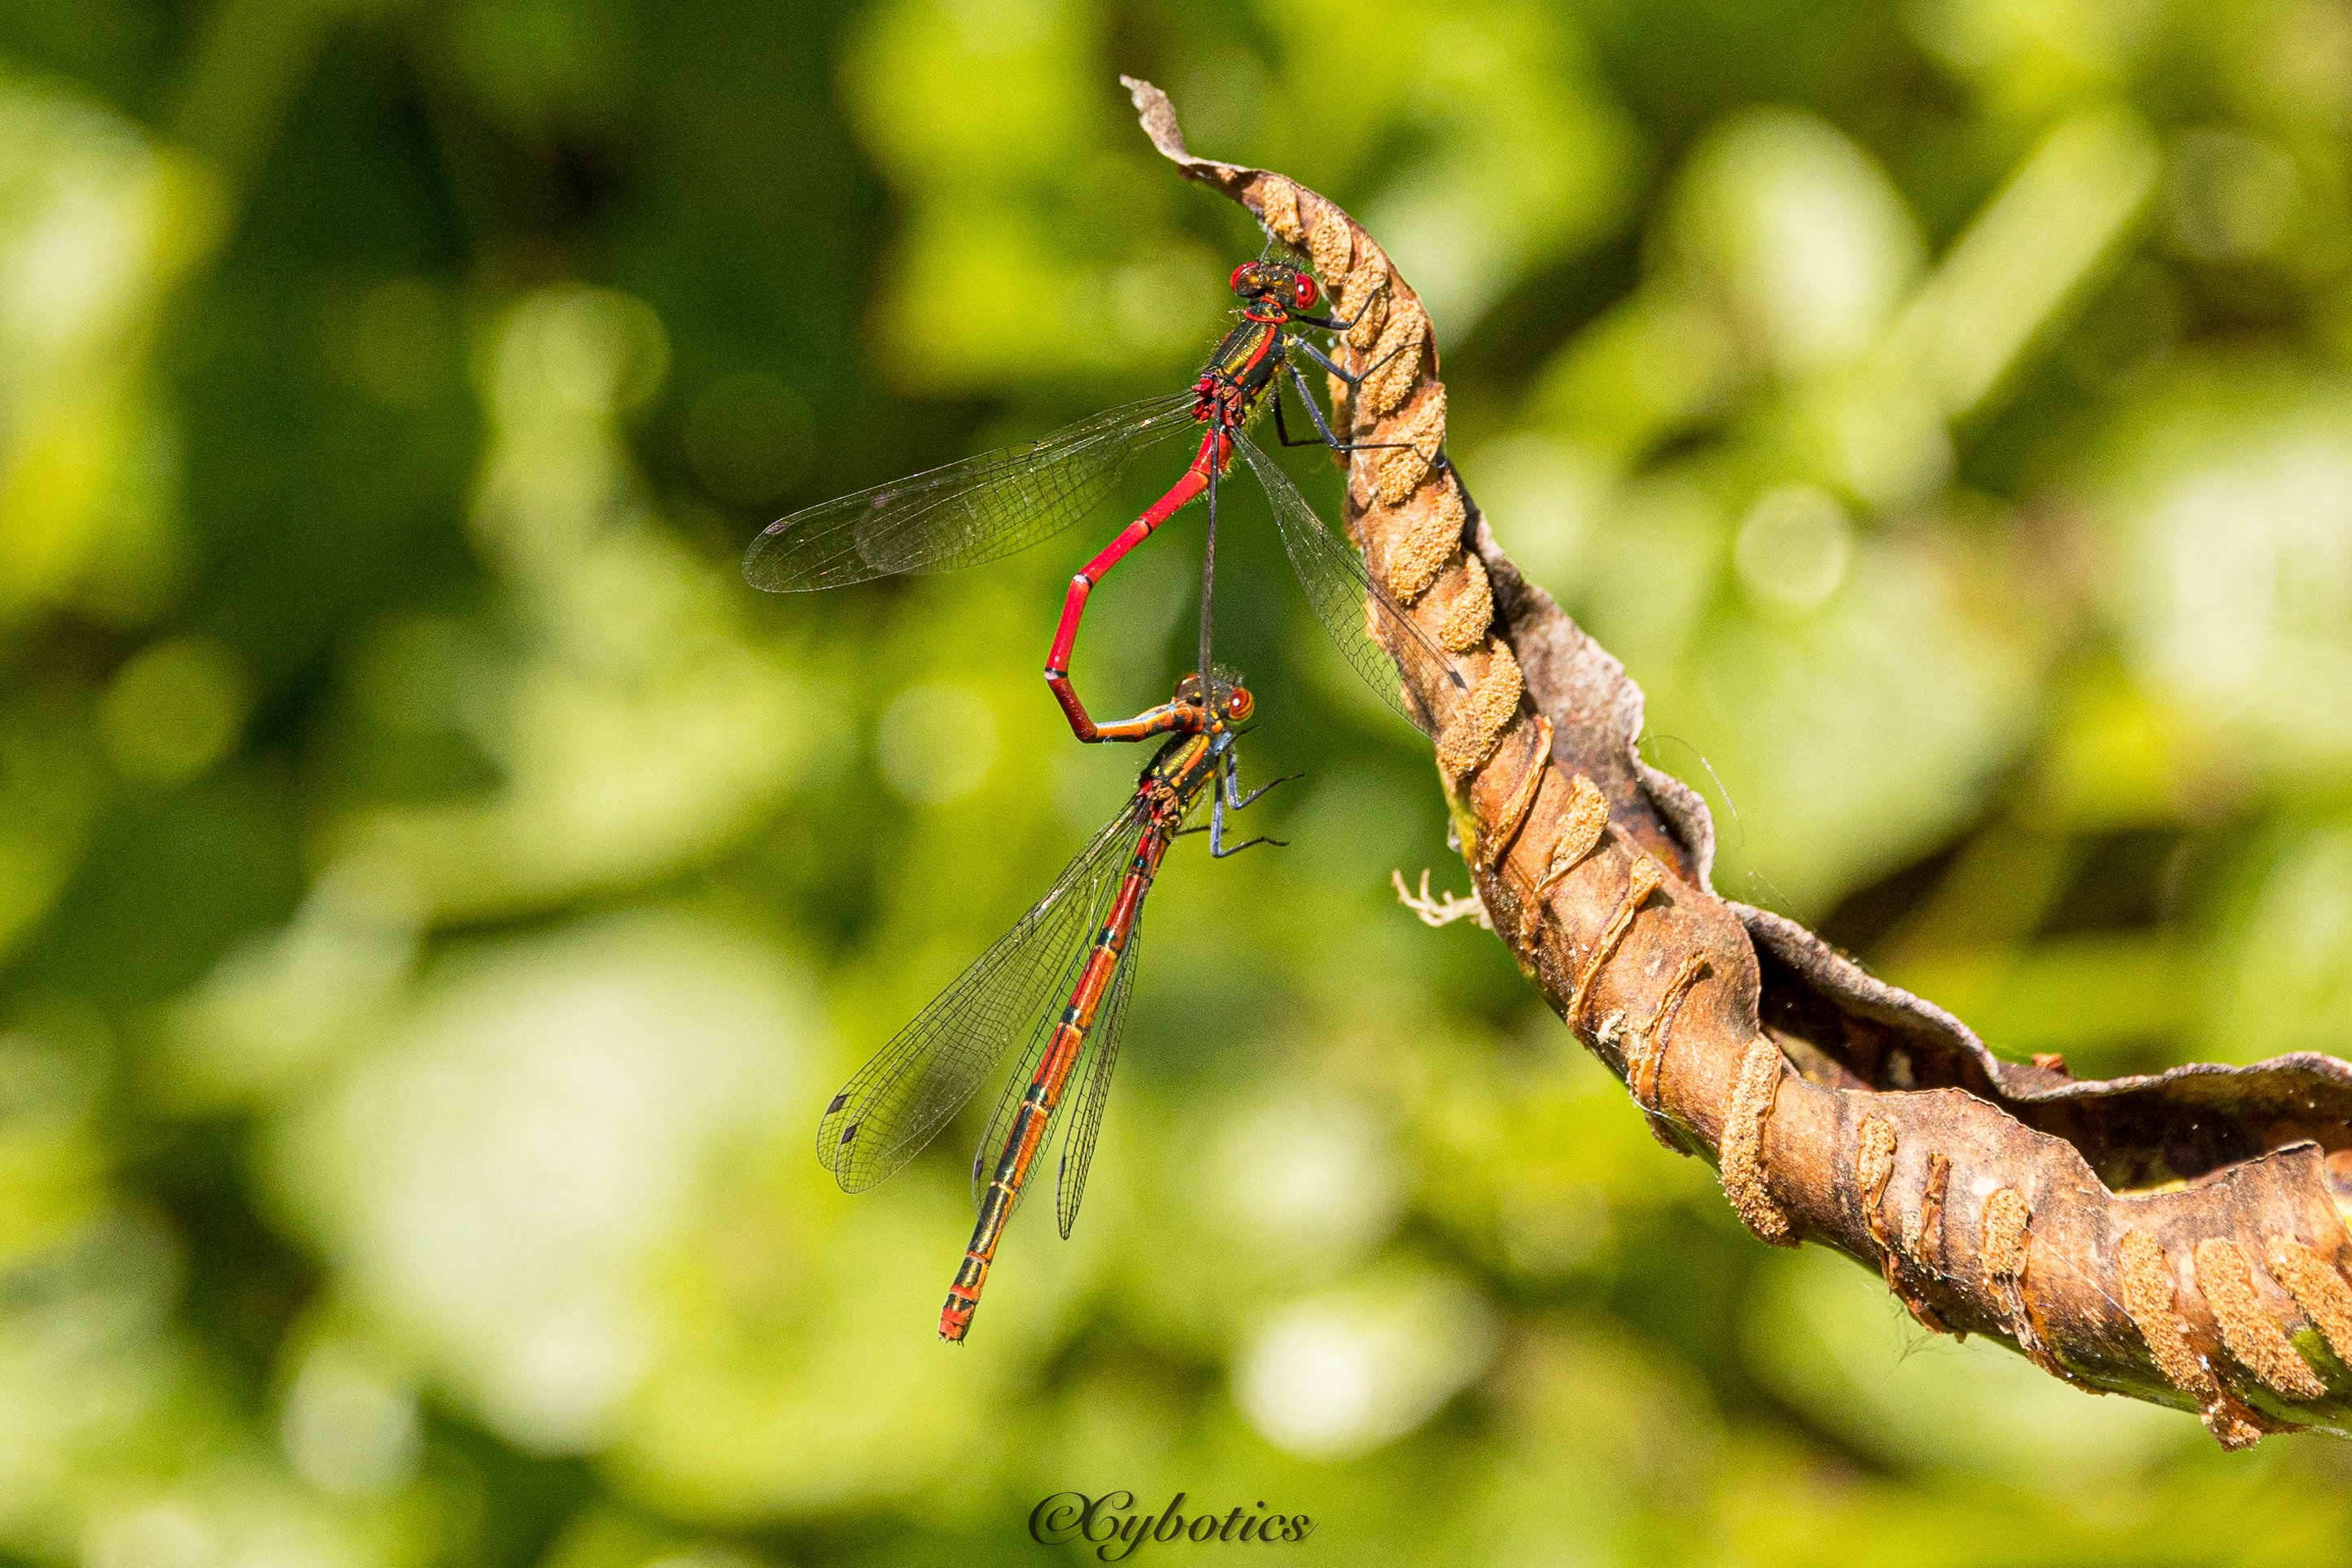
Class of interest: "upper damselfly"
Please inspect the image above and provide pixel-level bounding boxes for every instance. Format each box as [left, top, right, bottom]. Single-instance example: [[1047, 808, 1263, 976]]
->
[[818, 670, 1283, 1341], [745, 259, 1465, 737]]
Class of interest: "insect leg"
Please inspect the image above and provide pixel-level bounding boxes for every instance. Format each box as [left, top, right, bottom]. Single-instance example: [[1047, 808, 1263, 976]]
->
[[1290, 331, 1410, 390], [1209, 822, 1286, 858], [1294, 286, 1379, 333], [1209, 753, 1287, 856], [1283, 359, 1443, 468], [1271, 383, 1326, 450], [1222, 745, 1301, 811]]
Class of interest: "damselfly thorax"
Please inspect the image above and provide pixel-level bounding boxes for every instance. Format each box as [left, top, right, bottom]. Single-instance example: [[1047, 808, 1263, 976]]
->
[[1191, 315, 1285, 421]]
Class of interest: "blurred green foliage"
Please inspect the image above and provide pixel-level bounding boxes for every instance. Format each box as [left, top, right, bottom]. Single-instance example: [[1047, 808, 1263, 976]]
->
[[6, 0, 2352, 1561]]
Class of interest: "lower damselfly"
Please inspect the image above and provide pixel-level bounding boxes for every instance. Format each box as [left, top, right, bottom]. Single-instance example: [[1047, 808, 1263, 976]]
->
[[818, 670, 1283, 1341], [745, 259, 1464, 740]]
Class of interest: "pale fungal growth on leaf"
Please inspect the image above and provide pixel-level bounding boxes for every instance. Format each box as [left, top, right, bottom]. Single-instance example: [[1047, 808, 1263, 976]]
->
[[1384, 477, 1468, 605], [1126, 74, 2352, 1448], [1435, 553, 1496, 654], [1375, 388, 1447, 504], [1358, 303, 1427, 417], [1721, 1038, 1794, 1245], [1308, 206, 1353, 287], [1339, 263, 1390, 352], [2120, 1230, 2216, 1399], [1260, 176, 1305, 245], [1432, 640, 1523, 780], [2267, 1238, 2352, 1365], [2118, 1230, 2280, 1446], [1537, 774, 1612, 896], [1856, 1116, 1900, 1276], [1978, 1188, 2061, 1374], [1982, 1189, 2030, 1286], [2194, 1238, 2328, 1400]]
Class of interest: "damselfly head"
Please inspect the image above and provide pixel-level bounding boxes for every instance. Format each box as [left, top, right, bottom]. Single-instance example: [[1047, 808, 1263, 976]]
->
[[1228, 260, 1318, 314], [1174, 668, 1254, 729]]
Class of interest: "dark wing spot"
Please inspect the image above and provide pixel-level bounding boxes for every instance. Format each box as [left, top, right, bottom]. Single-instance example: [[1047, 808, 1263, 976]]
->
[[827, 1092, 849, 1114], [840, 1123, 859, 1144]]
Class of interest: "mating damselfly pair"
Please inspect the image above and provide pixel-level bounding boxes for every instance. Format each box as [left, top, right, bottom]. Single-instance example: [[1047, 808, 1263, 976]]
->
[[752, 257, 1463, 1339]]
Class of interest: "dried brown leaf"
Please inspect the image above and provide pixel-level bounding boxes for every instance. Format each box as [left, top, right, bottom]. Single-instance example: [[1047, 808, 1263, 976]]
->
[[1126, 75, 2352, 1444]]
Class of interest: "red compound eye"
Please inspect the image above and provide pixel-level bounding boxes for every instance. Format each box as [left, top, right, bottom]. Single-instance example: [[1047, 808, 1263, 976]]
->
[[1226, 688, 1255, 721], [1228, 262, 1255, 295], [1292, 274, 1319, 310]]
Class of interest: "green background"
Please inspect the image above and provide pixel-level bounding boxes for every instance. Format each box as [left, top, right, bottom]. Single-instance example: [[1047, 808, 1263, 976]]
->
[[5, 0, 2352, 1561]]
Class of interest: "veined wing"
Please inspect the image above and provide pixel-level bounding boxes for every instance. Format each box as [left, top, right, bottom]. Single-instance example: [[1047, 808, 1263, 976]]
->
[[747, 393, 1201, 592], [1052, 903, 1138, 1238], [818, 797, 1152, 1193], [1235, 432, 1471, 734], [965, 859, 1142, 1226]]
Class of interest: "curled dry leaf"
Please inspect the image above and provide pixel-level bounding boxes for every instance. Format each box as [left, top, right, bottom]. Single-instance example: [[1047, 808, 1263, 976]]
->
[[1126, 74, 2352, 1448]]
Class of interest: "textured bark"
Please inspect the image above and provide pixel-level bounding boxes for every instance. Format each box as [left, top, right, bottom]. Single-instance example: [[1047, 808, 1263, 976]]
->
[[1127, 76, 2352, 1448]]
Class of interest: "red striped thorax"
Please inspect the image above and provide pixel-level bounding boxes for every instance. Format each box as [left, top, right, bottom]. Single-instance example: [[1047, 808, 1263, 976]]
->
[[1189, 260, 1319, 427]]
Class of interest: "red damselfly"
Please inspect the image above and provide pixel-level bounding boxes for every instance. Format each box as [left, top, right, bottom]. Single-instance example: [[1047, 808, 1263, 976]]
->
[[818, 670, 1285, 1342], [745, 259, 1464, 738]]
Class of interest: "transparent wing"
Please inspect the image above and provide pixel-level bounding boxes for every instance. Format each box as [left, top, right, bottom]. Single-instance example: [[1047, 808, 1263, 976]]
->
[[1053, 905, 1138, 1239], [747, 393, 1201, 592], [966, 967, 1073, 1218], [966, 866, 1139, 1224], [817, 798, 1152, 1193], [1235, 431, 1471, 734]]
